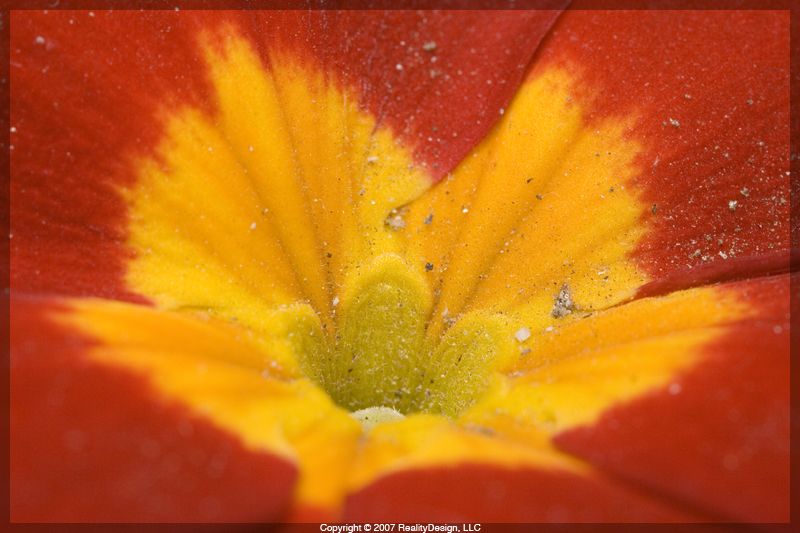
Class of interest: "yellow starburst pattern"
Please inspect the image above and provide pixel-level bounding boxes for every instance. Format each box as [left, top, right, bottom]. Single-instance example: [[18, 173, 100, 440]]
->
[[55, 27, 766, 518]]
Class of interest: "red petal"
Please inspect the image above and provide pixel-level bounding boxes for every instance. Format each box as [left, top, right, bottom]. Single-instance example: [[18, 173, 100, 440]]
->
[[11, 10, 560, 300], [11, 11, 215, 302], [534, 11, 790, 282], [553, 274, 791, 522], [343, 464, 708, 522], [10, 297, 297, 522]]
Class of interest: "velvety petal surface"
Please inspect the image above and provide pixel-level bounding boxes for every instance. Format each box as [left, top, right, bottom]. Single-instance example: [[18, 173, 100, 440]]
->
[[342, 416, 707, 522], [11, 9, 558, 300], [538, 11, 791, 286], [9, 8, 790, 525], [345, 10, 789, 522], [10, 296, 298, 522], [554, 274, 791, 523], [402, 10, 789, 339], [342, 274, 788, 522], [10, 9, 565, 522]]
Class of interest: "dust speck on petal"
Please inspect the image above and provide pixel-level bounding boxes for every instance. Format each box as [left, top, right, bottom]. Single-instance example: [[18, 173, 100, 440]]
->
[[514, 327, 531, 342]]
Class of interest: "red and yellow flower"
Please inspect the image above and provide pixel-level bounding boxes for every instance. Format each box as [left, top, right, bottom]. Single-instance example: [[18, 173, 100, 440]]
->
[[9, 9, 791, 523]]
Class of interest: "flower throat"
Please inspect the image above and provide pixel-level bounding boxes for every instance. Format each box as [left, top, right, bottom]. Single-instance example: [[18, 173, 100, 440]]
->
[[292, 254, 504, 418]]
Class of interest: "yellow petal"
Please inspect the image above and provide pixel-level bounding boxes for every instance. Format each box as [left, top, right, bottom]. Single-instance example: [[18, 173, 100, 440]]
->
[[403, 66, 649, 345], [56, 298, 362, 515], [459, 283, 755, 440]]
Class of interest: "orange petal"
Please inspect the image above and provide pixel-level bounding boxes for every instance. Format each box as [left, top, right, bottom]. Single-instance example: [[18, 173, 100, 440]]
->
[[404, 10, 789, 348], [342, 417, 706, 522], [535, 11, 790, 281], [403, 63, 651, 345], [450, 273, 788, 522], [345, 465, 708, 522], [553, 274, 791, 522], [10, 10, 560, 301], [10, 297, 297, 522]]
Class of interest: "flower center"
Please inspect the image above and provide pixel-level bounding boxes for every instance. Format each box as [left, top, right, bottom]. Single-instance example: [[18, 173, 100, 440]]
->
[[120, 28, 651, 423], [286, 253, 505, 416], [118, 32, 513, 419]]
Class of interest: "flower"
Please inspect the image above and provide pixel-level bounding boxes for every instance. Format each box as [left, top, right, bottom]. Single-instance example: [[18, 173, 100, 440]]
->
[[9, 9, 790, 523]]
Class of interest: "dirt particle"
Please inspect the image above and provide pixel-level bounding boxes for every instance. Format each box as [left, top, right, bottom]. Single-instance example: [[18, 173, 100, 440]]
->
[[387, 215, 406, 231], [552, 284, 576, 319]]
